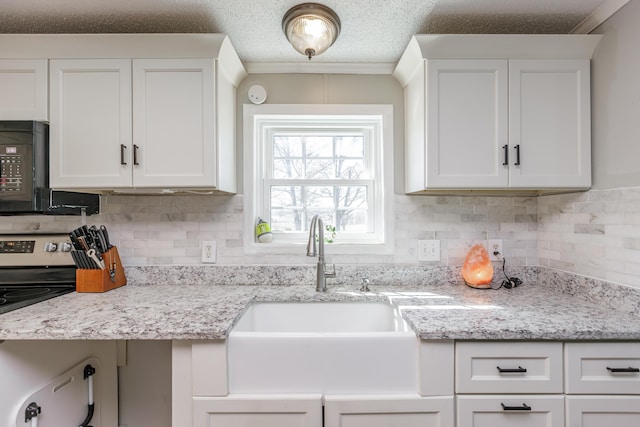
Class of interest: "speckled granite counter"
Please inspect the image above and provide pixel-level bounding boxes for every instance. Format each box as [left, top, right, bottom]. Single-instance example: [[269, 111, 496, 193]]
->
[[2, 267, 640, 341]]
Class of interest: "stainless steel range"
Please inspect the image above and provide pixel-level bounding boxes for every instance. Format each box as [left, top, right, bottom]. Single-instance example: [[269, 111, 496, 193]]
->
[[0, 233, 76, 314]]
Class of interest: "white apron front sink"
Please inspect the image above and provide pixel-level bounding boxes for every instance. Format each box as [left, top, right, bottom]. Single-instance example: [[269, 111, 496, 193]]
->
[[227, 301, 418, 394]]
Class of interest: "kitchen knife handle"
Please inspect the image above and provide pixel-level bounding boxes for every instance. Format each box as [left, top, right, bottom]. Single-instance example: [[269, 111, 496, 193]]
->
[[502, 144, 509, 166], [607, 366, 640, 373], [120, 144, 127, 165], [514, 144, 521, 166], [100, 225, 112, 248], [133, 144, 140, 166]]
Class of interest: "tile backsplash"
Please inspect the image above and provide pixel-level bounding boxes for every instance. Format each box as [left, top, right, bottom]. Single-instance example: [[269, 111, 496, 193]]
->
[[4, 187, 640, 290], [2, 192, 538, 266], [103, 192, 538, 266], [538, 187, 640, 288]]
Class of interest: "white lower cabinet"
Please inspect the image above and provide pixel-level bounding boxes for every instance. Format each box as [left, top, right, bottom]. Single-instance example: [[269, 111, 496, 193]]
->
[[455, 342, 564, 427], [566, 396, 640, 427], [457, 395, 565, 427], [193, 395, 322, 427], [175, 341, 455, 427], [564, 342, 640, 426], [176, 340, 640, 427], [191, 394, 453, 427], [324, 395, 454, 427]]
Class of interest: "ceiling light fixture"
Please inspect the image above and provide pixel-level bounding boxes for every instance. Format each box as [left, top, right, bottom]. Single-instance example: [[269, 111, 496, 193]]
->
[[282, 3, 341, 60]]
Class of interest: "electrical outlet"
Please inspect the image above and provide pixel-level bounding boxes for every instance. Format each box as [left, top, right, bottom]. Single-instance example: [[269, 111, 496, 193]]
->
[[488, 239, 503, 262], [417, 239, 440, 262], [201, 241, 217, 263]]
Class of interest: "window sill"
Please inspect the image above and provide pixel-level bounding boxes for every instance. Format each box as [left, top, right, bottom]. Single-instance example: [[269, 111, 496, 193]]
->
[[244, 241, 394, 256]]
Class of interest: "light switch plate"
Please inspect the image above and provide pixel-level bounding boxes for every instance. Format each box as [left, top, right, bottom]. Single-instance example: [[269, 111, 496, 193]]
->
[[201, 241, 217, 263], [417, 239, 440, 262]]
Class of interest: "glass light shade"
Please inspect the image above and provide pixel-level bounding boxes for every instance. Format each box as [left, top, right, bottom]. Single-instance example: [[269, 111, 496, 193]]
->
[[283, 4, 341, 60], [462, 243, 494, 288]]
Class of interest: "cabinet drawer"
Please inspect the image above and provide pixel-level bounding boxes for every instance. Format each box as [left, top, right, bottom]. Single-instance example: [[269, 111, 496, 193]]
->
[[565, 342, 640, 394], [566, 396, 640, 427], [457, 395, 564, 427], [456, 342, 563, 393], [324, 395, 454, 427], [193, 394, 322, 427]]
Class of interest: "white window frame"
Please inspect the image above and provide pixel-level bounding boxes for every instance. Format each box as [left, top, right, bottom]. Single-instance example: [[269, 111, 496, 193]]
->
[[243, 104, 394, 255]]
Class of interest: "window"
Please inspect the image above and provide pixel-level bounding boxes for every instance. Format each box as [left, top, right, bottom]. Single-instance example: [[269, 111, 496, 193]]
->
[[244, 104, 393, 254]]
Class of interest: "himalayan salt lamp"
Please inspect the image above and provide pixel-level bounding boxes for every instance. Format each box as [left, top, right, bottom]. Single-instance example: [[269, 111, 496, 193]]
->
[[462, 243, 494, 288]]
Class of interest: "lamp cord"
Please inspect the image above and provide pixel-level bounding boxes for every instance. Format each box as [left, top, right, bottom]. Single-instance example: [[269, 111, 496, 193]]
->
[[491, 257, 523, 290]]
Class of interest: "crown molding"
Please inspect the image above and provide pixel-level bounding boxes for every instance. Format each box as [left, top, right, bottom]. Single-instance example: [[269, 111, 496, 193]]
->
[[571, 0, 631, 33]]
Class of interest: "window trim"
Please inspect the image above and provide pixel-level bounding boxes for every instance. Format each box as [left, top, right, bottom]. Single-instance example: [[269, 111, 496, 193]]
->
[[243, 104, 394, 255]]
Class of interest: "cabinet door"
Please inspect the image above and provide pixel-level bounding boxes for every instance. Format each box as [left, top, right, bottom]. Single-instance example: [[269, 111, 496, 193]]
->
[[457, 395, 564, 427], [566, 396, 640, 427], [132, 59, 216, 188], [425, 59, 508, 188], [192, 395, 322, 427], [0, 59, 48, 121], [324, 395, 454, 427], [50, 59, 132, 188], [509, 59, 591, 188]]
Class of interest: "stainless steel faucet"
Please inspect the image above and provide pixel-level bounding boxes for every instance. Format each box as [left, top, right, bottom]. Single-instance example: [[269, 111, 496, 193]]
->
[[306, 214, 336, 292]]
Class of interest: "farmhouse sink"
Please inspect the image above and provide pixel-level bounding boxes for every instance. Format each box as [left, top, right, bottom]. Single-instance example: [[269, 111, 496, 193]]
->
[[227, 301, 418, 394]]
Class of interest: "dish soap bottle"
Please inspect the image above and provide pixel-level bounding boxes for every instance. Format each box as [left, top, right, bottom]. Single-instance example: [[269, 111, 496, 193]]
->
[[255, 217, 273, 243]]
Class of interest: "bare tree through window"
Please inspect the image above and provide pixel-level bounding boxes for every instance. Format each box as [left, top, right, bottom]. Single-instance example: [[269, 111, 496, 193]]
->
[[270, 134, 368, 234]]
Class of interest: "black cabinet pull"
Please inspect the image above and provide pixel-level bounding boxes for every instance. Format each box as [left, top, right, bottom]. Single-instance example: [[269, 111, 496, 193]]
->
[[501, 403, 531, 411], [502, 144, 509, 166], [497, 365, 527, 373], [514, 144, 521, 166], [133, 144, 140, 166], [607, 366, 640, 373], [120, 144, 127, 165]]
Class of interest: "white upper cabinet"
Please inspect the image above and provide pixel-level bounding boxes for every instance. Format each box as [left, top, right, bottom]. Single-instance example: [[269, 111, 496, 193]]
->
[[0, 59, 48, 121], [394, 35, 601, 193], [508, 59, 591, 188], [50, 59, 133, 188], [132, 59, 216, 188], [424, 59, 509, 188], [28, 34, 245, 193]]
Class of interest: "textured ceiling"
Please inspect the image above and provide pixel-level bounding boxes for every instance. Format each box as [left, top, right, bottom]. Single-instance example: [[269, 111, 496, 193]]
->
[[0, 0, 609, 64]]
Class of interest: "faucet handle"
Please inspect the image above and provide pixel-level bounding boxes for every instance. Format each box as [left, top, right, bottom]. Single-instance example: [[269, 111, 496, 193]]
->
[[360, 278, 371, 292], [324, 263, 336, 278]]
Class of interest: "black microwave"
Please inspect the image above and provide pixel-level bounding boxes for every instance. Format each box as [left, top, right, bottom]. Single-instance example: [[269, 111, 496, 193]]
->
[[0, 121, 99, 215]]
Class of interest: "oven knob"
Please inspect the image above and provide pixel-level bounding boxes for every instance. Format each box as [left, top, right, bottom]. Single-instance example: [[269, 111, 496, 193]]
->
[[59, 242, 72, 252], [44, 242, 58, 252]]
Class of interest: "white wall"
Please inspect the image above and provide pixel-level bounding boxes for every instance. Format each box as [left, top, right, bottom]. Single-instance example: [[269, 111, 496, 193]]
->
[[591, 0, 640, 189], [235, 73, 406, 194]]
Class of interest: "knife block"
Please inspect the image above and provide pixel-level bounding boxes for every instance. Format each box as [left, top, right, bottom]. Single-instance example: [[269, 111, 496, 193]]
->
[[76, 246, 127, 293]]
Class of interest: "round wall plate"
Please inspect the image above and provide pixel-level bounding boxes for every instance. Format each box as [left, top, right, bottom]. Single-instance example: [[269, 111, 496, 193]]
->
[[248, 84, 267, 104]]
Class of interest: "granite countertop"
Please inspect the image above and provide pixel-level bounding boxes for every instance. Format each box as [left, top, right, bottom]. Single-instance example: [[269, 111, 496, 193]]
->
[[2, 277, 640, 341]]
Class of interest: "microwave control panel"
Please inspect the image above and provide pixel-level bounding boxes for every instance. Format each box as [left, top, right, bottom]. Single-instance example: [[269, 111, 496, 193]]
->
[[0, 145, 25, 194]]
